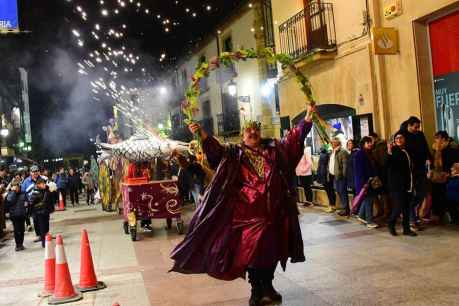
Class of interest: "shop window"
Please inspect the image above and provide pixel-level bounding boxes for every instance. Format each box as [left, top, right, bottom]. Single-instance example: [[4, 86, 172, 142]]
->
[[291, 104, 373, 154], [430, 10, 459, 140]]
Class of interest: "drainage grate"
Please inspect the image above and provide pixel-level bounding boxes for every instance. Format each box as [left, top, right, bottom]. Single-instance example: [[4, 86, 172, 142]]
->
[[320, 219, 350, 226]]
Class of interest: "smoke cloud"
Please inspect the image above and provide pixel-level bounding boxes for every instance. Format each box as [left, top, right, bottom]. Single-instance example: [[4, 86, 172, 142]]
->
[[38, 48, 109, 155]]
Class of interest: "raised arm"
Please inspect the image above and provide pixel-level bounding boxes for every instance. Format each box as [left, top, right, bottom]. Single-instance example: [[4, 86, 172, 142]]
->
[[279, 106, 314, 169], [188, 122, 226, 170]]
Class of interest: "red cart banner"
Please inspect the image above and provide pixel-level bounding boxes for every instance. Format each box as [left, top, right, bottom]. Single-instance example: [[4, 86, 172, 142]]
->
[[122, 180, 182, 219]]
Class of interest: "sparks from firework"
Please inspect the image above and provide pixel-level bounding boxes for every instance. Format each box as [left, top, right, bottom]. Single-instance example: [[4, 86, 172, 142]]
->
[[65, 0, 252, 134]]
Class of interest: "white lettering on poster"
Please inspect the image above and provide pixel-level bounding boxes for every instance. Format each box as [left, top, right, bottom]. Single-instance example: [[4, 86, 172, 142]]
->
[[0, 20, 13, 29], [435, 88, 459, 107]]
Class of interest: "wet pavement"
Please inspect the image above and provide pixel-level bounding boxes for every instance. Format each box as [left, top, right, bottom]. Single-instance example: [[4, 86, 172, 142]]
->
[[1, 202, 459, 306]]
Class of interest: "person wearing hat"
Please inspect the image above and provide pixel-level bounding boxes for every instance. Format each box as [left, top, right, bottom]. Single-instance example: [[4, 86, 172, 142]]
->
[[171, 105, 315, 306], [21, 165, 45, 242], [29, 178, 53, 248], [5, 179, 27, 251]]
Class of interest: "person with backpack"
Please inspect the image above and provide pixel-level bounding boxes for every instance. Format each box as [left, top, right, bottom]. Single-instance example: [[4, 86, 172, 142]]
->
[[5, 179, 27, 251]]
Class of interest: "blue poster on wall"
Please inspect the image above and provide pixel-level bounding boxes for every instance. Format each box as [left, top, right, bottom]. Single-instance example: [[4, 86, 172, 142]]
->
[[434, 71, 459, 141], [0, 0, 19, 31]]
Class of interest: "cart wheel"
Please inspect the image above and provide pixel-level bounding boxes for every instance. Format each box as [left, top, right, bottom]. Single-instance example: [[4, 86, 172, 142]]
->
[[130, 226, 137, 241], [176, 220, 184, 235], [166, 218, 172, 229], [123, 221, 129, 235]]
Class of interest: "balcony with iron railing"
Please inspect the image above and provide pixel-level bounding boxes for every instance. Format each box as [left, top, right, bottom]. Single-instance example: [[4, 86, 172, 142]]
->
[[279, 2, 337, 61]]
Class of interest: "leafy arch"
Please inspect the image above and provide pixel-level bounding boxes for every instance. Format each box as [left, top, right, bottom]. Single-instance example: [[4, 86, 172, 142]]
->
[[182, 48, 330, 143]]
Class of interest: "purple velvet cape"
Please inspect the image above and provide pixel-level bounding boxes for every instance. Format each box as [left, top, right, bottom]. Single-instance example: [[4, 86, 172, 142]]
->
[[170, 120, 312, 280]]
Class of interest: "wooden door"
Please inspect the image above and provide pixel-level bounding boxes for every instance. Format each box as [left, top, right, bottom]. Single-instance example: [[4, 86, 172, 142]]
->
[[303, 0, 328, 49]]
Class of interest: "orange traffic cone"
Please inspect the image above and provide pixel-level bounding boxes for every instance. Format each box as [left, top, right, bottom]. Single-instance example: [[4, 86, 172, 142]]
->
[[55, 192, 65, 212], [38, 234, 55, 297], [76, 229, 106, 292], [48, 235, 82, 305]]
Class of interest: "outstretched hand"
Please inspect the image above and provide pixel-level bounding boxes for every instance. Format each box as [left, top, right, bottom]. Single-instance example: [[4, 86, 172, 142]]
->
[[188, 122, 201, 135], [305, 104, 316, 122], [188, 122, 208, 141]]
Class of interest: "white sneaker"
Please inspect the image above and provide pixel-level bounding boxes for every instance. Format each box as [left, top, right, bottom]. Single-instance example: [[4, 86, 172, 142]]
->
[[367, 223, 379, 229], [357, 217, 367, 224]]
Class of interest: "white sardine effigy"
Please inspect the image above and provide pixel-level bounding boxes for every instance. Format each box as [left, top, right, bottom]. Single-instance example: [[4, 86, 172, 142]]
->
[[98, 135, 189, 162]]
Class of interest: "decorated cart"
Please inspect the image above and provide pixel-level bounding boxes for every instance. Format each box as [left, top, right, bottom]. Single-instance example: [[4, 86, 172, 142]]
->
[[97, 123, 189, 241], [122, 179, 184, 241]]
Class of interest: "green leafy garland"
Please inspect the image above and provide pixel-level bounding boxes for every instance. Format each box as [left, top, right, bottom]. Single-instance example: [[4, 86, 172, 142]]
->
[[182, 48, 331, 144]]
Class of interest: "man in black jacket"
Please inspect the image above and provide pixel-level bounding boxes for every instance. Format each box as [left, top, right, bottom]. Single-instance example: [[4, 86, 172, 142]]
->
[[400, 116, 432, 229], [30, 178, 53, 248], [68, 168, 80, 206]]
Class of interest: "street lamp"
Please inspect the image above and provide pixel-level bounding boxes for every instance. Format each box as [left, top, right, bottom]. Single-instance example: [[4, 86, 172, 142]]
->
[[159, 86, 168, 96], [228, 80, 237, 97], [0, 129, 9, 138], [261, 82, 273, 98]]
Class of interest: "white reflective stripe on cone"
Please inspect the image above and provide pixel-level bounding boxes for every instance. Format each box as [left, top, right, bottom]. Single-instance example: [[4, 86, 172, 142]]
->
[[55, 244, 67, 264], [45, 241, 55, 259]]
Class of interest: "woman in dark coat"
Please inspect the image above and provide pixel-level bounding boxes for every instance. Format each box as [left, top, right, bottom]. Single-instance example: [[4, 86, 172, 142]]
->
[[5, 179, 27, 251], [386, 132, 417, 236], [345, 139, 358, 193], [353, 136, 378, 228]]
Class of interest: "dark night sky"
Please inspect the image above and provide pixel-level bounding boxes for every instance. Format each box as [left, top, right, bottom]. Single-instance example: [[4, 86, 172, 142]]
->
[[0, 0, 247, 158]]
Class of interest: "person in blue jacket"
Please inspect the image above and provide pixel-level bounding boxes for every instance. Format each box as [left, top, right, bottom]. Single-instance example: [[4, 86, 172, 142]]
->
[[21, 165, 45, 242], [54, 167, 69, 207]]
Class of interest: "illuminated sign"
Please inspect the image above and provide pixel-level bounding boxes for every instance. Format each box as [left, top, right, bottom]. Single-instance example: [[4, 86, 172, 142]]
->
[[0, 0, 19, 31]]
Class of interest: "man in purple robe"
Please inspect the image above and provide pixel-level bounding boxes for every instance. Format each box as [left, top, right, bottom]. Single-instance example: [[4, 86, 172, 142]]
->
[[170, 106, 315, 306]]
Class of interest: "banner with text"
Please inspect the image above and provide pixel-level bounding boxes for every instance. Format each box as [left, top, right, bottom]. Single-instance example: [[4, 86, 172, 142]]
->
[[0, 0, 19, 31], [434, 71, 459, 141]]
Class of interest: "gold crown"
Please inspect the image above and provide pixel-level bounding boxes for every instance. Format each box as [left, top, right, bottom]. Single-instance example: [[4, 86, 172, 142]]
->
[[242, 120, 262, 131]]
